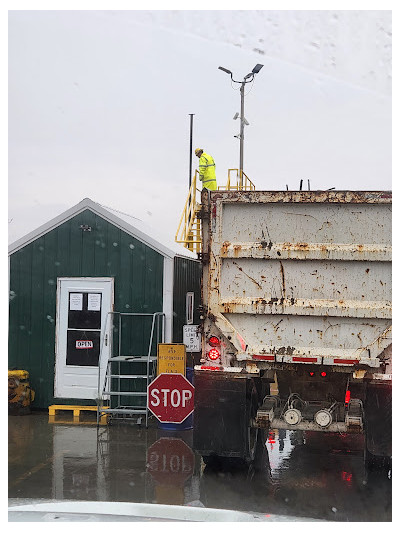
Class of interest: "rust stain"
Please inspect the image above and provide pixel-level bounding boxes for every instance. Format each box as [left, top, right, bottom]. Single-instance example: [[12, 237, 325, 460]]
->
[[209, 190, 391, 205], [265, 297, 286, 305], [279, 261, 286, 298], [221, 241, 231, 254], [232, 261, 263, 290], [272, 346, 295, 355], [233, 244, 242, 257], [208, 312, 217, 323], [320, 244, 328, 254], [259, 240, 273, 250]]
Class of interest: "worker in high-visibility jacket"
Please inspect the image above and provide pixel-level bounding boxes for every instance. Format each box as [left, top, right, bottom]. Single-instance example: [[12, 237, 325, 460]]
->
[[195, 148, 217, 190]]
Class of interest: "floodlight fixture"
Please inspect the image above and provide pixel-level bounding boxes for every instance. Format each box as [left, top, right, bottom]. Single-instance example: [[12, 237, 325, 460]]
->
[[252, 64, 264, 74], [218, 66, 232, 75], [218, 63, 263, 186]]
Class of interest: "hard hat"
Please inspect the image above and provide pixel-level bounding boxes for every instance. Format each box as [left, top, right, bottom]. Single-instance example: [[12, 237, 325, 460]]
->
[[195, 148, 203, 156]]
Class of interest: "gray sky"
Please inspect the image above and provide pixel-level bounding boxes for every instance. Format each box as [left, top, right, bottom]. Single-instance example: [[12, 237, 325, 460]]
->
[[8, 8, 392, 247]]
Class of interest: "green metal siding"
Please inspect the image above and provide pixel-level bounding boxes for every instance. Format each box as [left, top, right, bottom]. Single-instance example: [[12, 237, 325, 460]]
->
[[8, 209, 164, 408], [172, 256, 202, 362]]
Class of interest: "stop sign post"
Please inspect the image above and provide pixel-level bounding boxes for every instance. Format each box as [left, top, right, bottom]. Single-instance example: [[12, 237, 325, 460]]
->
[[147, 373, 195, 424]]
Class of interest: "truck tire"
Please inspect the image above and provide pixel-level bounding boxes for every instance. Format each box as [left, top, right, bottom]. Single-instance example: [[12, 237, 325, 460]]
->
[[202, 432, 258, 470]]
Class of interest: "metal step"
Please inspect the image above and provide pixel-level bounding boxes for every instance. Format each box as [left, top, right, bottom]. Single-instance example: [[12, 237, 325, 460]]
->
[[99, 408, 147, 415], [102, 391, 147, 397], [106, 374, 150, 379], [107, 356, 156, 362]]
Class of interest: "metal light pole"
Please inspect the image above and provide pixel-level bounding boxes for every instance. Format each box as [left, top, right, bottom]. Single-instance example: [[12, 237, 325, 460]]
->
[[218, 64, 263, 188], [239, 82, 245, 182], [189, 113, 194, 190]]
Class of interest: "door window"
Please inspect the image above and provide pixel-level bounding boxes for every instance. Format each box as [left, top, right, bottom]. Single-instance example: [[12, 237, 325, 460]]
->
[[66, 292, 102, 366]]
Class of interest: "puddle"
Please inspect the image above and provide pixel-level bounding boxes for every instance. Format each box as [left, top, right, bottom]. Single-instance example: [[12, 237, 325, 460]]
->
[[8, 412, 391, 521]]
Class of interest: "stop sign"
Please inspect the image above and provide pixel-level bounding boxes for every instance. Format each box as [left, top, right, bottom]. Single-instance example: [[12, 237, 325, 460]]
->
[[147, 437, 195, 486], [147, 373, 195, 423]]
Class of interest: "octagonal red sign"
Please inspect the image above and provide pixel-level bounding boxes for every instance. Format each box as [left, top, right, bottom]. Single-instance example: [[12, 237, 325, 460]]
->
[[147, 437, 195, 486], [147, 373, 195, 424]]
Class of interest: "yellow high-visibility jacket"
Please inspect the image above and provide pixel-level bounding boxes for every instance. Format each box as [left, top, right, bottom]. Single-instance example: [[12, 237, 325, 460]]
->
[[198, 153, 217, 190]]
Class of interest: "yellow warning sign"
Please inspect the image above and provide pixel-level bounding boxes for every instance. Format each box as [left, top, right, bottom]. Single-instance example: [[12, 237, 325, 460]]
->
[[157, 344, 186, 375]]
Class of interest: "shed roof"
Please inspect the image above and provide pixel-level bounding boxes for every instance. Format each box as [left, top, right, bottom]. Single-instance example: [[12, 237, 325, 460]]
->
[[8, 198, 197, 260]]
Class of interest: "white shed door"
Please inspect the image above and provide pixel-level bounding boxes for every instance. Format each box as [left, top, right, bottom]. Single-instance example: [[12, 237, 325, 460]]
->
[[54, 278, 114, 400]]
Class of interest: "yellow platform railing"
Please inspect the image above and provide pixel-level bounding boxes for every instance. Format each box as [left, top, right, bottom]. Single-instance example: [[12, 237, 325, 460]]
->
[[218, 169, 255, 191], [175, 170, 203, 254], [175, 169, 256, 253]]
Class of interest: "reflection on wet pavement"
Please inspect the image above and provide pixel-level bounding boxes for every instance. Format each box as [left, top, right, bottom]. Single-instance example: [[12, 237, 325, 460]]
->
[[8, 412, 391, 521]]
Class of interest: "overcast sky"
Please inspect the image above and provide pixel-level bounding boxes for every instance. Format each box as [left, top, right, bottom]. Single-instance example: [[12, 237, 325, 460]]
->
[[8, 8, 392, 247]]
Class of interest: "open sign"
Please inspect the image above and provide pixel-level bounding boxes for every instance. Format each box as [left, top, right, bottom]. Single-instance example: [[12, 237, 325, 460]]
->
[[76, 340, 93, 349]]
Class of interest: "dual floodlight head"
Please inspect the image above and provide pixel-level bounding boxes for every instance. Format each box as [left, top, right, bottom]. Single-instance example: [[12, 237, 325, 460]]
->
[[218, 63, 263, 83]]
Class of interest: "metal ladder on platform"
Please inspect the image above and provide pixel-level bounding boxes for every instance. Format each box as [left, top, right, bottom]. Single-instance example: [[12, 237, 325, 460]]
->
[[97, 312, 165, 427]]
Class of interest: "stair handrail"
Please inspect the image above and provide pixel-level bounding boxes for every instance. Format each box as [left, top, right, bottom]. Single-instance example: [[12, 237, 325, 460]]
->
[[175, 171, 202, 249], [97, 311, 166, 424], [175, 168, 256, 254]]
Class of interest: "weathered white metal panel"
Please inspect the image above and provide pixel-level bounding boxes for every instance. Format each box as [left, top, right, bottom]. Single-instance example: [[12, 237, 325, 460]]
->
[[203, 190, 392, 368]]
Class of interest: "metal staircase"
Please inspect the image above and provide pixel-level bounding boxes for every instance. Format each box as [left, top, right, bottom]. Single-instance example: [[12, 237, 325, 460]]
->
[[97, 312, 165, 427], [175, 168, 255, 253], [175, 170, 203, 254]]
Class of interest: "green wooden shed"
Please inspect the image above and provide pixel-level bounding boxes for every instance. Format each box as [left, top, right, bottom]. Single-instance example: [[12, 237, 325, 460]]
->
[[8, 198, 201, 409]]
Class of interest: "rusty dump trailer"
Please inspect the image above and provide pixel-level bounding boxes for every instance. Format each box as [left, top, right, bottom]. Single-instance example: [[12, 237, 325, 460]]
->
[[193, 189, 392, 468]]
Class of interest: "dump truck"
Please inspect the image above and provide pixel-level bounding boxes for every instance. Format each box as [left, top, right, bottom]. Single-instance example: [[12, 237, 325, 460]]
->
[[193, 189, 392, 469]]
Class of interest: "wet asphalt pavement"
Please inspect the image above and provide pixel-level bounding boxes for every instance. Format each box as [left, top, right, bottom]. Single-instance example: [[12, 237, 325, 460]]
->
[[8, 411, 391, 521]]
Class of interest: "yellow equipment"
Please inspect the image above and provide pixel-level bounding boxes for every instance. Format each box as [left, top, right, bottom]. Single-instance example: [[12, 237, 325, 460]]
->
[[8, 370, 35, 415]]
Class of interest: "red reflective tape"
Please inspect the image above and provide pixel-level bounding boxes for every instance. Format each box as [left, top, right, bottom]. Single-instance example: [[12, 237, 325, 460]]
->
[[292, 357, 318, 362], [200, 365, 222, 371], [333, 359, 358, 365], [252, 355, 275, 361], [345, 390, 351, 404]]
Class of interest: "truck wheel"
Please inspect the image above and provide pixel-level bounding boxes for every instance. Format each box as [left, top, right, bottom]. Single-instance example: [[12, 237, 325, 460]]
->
[[201, 455, 219, 467], [245, 383, 261, 464]]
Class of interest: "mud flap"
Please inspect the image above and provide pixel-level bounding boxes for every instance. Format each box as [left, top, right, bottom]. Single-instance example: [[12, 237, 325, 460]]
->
[[193, 371, 261, 462], [364, 382, 392, 468]]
